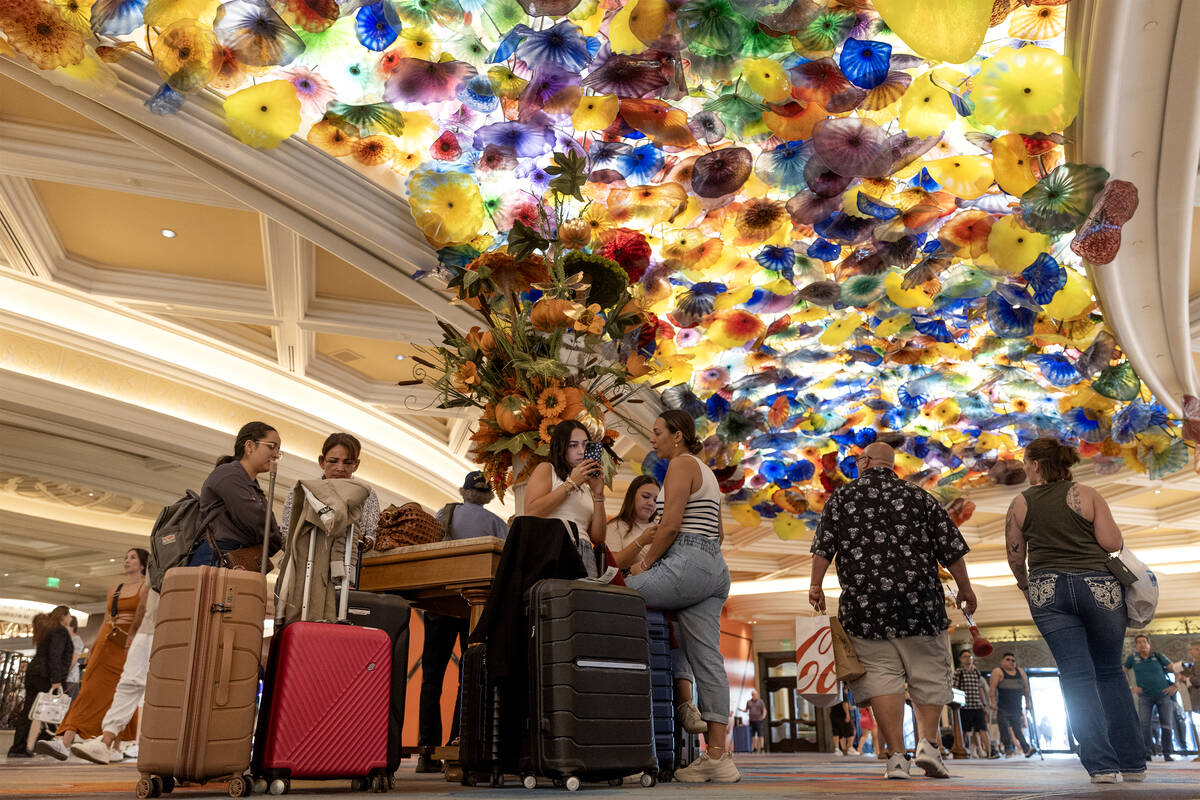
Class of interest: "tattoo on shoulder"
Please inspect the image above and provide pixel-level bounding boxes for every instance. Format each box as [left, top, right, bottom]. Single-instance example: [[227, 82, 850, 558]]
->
[[1066, 483, 1083, 515]]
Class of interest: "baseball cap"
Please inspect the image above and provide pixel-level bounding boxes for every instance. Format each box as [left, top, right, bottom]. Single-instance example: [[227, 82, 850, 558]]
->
[[463, 471, 490, 491]]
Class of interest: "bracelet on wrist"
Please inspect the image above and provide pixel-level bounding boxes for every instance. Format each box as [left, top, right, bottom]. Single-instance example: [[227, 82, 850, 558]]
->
[[564, 478, 578, 492]]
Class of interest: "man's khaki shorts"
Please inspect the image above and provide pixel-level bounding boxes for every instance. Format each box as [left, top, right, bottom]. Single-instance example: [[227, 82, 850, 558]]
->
[[846, 631, 953, 706]]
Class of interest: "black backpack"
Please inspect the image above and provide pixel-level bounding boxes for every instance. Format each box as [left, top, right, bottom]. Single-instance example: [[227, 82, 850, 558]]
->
[[146, 491, 217, 591]]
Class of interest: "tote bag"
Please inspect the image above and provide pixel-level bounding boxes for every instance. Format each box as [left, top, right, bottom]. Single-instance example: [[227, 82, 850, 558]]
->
[[796, 615, 841, 707], [1107, 547, 1158, 627], [29, 689, 71, 725]]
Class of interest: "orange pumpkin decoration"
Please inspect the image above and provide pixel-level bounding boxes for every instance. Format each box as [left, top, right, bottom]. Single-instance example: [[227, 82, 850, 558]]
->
[[530, 298, 578, 331], [496, 394, 536, 434], [560, 386, 586, 421]]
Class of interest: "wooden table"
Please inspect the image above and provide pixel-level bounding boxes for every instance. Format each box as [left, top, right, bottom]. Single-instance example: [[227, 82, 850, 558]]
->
[[357, 536, 506, 780]]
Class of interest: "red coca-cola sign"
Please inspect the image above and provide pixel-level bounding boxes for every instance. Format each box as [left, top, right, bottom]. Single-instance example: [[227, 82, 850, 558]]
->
[[795, 621, 837, 694]]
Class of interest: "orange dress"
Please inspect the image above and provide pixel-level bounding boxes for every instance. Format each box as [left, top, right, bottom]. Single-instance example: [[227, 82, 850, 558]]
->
[[58, 586, 142, 741]]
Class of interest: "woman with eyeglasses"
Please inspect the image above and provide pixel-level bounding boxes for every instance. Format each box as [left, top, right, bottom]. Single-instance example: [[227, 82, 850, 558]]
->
[[279, 432, 380, 549], [188, 421, 283, 567], [523, 420, 606, 576]]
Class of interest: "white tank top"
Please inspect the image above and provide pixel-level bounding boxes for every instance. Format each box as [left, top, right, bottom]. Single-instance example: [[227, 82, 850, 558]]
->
[[656, 454, 721, 539], [549, 470, 597, 542]]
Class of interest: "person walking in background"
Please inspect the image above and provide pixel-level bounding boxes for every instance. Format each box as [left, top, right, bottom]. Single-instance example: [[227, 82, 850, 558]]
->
[[605, 476, 660, 571], [741, 689, 766, 754], [64, 617, 83, 699], [415, 471, 507, 774], [280, 432, 381, 549], [808, 442, 977, 781], [1125, 634, 1179, 762], [626, 411, 739, 783], [1172, 641, 1200, 761], [189, 421, 283, 568], [35, 550, 147, 760], [988, 654, 1036, 759], [954, 650, 995, 759], [6, 607, 72, 758], [830, 691, 857, 755], [1006, 436, 1145, 784]]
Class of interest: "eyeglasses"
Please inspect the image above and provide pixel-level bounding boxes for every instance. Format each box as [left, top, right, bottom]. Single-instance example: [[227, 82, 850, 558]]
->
[[255, 440, 280, 452]]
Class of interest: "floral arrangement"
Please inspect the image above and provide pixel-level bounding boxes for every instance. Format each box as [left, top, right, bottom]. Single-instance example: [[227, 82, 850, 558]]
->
[[405, 151, 659, 499]]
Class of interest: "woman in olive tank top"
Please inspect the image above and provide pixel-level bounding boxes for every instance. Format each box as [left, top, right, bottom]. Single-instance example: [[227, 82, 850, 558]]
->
[[1004, 438, 1145, 783]]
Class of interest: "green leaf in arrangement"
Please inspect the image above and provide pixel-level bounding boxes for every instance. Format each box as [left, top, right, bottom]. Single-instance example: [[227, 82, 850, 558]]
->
[[546, 150, 588, 201], [507, 219, 550, 260], [526, 358, 571, 378]]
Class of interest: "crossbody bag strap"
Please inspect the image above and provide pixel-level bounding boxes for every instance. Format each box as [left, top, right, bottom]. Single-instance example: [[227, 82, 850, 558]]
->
[[205, 528, 231, 569], [110, 584, 123, 619]]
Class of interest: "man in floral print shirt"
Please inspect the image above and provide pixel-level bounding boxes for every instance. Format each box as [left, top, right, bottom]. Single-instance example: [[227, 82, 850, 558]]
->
[[809, 442, 977, 782]]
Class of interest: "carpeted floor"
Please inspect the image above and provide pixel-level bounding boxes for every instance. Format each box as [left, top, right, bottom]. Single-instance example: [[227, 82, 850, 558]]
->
[[1, 751, 1196, 800]]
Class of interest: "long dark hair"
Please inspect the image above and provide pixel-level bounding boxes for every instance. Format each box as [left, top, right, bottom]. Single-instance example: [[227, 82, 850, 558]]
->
[[33, 605, 70, 645], [129, 547, 150, 576], [548, 420, 590, 481], [658, 410, 703, 455], [216, 422, 277, 467], [1024, 437, 1080, 483], [616, 475, 659, 529]]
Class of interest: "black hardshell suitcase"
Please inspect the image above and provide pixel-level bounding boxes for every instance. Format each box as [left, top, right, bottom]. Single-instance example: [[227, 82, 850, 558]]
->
[[459, 643, 503, 787], [346, 591, 411, 781], [522, 579, 658, 790], [646, 609, 676, 781]]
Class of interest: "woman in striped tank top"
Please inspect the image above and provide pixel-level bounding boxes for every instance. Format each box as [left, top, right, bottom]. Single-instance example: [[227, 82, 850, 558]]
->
[[626, 410, 739, 783]]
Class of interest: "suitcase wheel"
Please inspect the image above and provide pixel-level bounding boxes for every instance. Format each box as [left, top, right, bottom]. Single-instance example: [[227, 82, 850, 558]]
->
[[252, 779, 268, 796], [608, 779, 622, 787], [522, 775, 537, 790], [227, 775, 249, 798], [350, 778, 366, 792], [490, 771, 504, 788], [268, 779, 289, 796], [639, 773, 656, 788], [564, 776, 581, 792], [370, 775, 389, 793], [135, 776, 162, 799], [161, 777, 176, 795]]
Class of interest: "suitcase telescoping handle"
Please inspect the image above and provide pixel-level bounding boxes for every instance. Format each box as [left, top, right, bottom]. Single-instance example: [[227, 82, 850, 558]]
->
[[262, 468, 275, 575], [338, 522, 353, 622]]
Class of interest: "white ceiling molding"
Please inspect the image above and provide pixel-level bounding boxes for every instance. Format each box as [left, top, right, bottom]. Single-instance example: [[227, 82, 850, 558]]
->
[[302, 297, 441, 344], [0, 118, 243, 209], [262, 218, 315, 376], [0, 56, 480, 334], [0, 275, 482, 508], [1069, 0, 1200, 414]]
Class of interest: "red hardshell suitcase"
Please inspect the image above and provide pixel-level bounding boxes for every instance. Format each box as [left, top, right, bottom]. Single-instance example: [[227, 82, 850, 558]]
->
[[253, 523, 391, 794]]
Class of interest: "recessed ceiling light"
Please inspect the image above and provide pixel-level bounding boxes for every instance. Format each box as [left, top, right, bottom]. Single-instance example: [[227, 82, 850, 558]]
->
[[394, 354, 406, 360], [160, 228, 177, 239], [74, 583, 81, 588], [87, 492, 95, 497], [1154, 489, 1161, 494], [109, 558, 116, 562]]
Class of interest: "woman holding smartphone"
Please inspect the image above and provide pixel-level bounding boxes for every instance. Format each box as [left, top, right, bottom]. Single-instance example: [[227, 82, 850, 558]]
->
[[524, 420, 606, 575]]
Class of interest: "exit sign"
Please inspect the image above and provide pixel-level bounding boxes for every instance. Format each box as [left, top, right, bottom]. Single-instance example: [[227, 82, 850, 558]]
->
[[46, 577, 60, 588]]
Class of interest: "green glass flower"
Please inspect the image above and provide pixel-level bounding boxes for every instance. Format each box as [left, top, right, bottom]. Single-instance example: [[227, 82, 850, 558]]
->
[[1019, 163, 1110, 235], [1092, 362, 1141, 402]]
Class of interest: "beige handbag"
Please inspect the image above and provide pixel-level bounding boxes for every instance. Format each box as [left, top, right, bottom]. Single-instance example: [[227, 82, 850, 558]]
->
[[831, 617, 866, 682]]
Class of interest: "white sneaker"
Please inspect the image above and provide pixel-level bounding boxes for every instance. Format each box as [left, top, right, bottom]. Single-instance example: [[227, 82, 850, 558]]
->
[[674, 751, 741, 783], [914, 739, 950, 779], [1121, 771, 1146, 782], [70, 739, 114, 765], [120, 743, 137, 760], [1091, 773, 1118, 784], [884, 752, 911, 779], [34, 739, 69, 761], [847, 748, 860, 756], [676, 702, 707, 734]]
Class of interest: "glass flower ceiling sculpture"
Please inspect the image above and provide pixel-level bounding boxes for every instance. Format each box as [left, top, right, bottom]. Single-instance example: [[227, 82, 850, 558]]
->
[[3, 0, 1192, 535]]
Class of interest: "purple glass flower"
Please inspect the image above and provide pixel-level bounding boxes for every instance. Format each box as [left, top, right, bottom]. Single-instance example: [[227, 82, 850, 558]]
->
[[516, 20, 591, 73], [383, 58, 477, 104], [472, 118, 555, 158]]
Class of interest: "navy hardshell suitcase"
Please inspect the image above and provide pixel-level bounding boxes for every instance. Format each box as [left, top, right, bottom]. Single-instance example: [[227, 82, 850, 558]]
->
[[522, 579, 658, 790], [458, 642, 503, 787], [646, 609, 676, 781]]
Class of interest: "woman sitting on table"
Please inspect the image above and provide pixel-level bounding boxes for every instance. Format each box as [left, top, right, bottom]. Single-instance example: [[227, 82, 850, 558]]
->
[[625, 410, 739, 784], [605, 475, 660, 572], [523, 420, 606, 576], [280, 432, 380, 548]]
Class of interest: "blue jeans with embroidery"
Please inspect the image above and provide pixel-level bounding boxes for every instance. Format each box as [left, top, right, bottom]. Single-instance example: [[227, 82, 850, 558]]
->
[[1027, 569, 1146, 777], [625, 534, 731, 725]]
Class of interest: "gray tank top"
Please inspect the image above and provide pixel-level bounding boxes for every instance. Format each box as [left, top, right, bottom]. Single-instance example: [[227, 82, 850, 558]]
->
[[1021, 481, 1109, 573]]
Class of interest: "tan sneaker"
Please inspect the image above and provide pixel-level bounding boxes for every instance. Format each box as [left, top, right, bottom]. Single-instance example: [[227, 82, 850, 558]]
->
[[70, 739, 114, 765], [676, 702, 707, 734], [675, 751, 741, 783]]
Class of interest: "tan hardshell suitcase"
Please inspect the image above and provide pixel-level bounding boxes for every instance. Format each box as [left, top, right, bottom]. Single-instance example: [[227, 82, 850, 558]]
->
[[136, 566, 266, 798]]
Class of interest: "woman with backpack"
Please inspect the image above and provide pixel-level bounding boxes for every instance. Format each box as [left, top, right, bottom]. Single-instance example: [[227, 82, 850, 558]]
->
[[189, 421, 283, 568]]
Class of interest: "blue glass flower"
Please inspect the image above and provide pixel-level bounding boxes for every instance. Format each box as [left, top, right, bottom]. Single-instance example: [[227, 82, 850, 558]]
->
[[986, 285, 1038, 338], [472, 119, 555, 158], [760, 460, 790, 485], [1027, 354, 1081, 388], [516, 20, 591, 72], [457, 74, 499, 113], [788, 460, 816, 482], [754, 141, 811, 193], [706, 393, 731, 421], [1021, 253, 1067, 305], [616, 143, 665, 184], [355, 2, 400, 52], [839, 38, 891, 89], [1062, 407, 1107, 443], [755, 246, 795, 277], [641, 451, 668, 484], [91, 0, 147, 36], [1111, 400, 1153, 444], [856, 192, 899, 220], [807, 238, 841, 261], [145, 83, 185, 115]]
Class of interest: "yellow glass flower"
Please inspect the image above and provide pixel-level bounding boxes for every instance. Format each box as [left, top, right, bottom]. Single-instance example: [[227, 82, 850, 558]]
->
[[729, 504, 761, 527], [1042, 269, 1093, 320], [743, 58, 791, 103], [44, 45, 118, 98], [580, 202, 614, 238], [973, 45, 1081, 134], [306, 120, 357, 157], [608, 0, 645, 54], [571, 93, 619, 131], [818, 314, 863, 346], [154, 19, 221, 93], [986, 214, 1050, 273], [143, 0, 219, 27], [407, 169, 486, 246], [924, 156, 994, 200], [773, 515, 807, 540], [51, 0, 94, 35], [223, 80, 301, 149], [871, 0, 992, 64], [885, 272, 934, 309], [1008, 4, 1067, 42], [991, 133, 1039, 197], [897, 72, 956, 138], [0, 0, 85, 70], [487, 65, 528, 100], [929, 398, 961, 426]]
